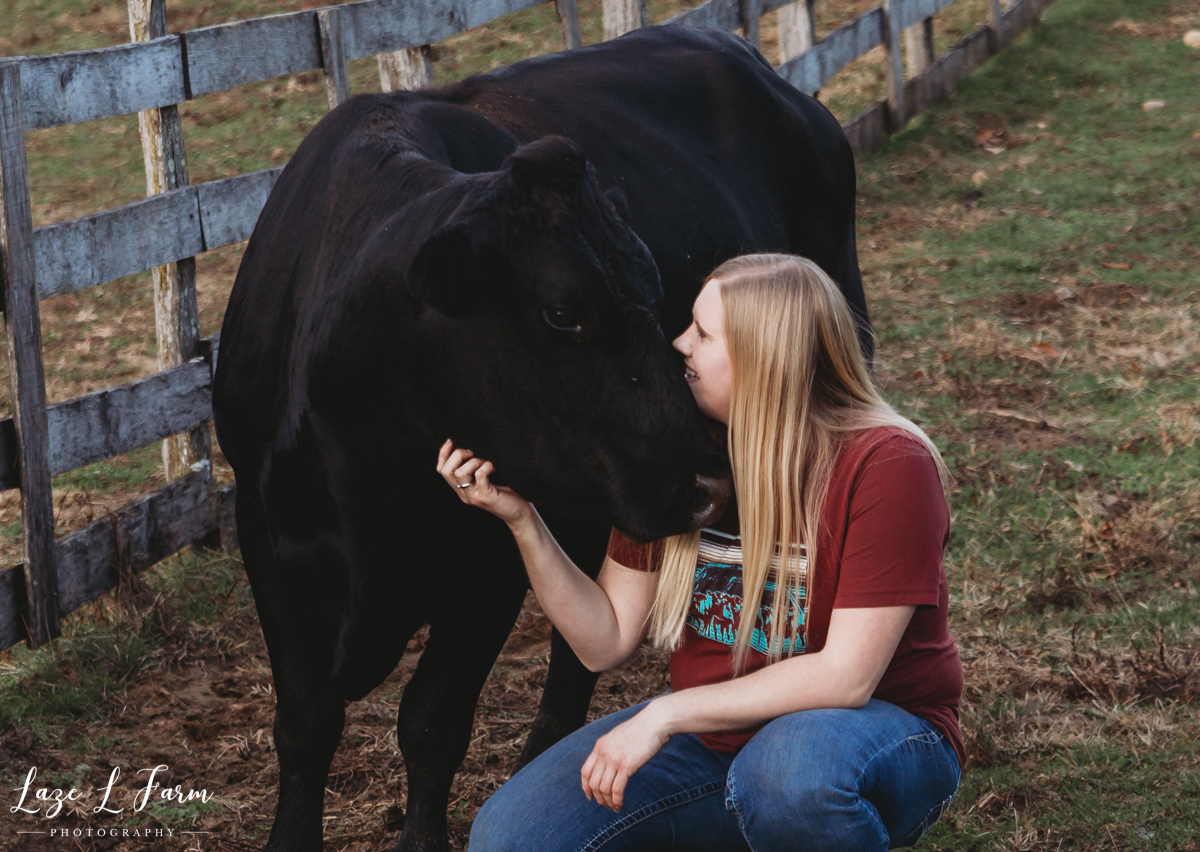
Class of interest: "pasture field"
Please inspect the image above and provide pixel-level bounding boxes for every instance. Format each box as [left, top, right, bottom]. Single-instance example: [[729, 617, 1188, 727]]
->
[[2, 0, 1198, 849]]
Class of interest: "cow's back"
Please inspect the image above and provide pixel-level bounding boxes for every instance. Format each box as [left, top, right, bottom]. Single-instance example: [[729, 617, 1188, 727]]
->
[[438, 26, 860, 337]]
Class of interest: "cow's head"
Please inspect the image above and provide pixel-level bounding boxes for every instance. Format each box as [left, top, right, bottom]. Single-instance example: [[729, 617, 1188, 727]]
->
[[399, 136, 730, 541]]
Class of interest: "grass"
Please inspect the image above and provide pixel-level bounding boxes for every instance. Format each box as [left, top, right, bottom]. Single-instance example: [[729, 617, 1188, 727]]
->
[[2, 0, 1200, 849]]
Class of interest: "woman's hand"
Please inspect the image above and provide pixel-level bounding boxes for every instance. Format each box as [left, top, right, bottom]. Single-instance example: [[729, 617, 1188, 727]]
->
[[580, 702, 672, 812], [437, 440, 533, 527]]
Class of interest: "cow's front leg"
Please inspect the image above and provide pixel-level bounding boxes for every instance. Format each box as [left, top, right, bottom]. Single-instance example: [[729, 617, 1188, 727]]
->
[[393, 578, 526, 852], [518, 627, 600, 766]]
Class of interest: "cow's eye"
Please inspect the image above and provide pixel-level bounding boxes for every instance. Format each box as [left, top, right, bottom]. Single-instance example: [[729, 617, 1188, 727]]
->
[[543, 307, 582, 333]]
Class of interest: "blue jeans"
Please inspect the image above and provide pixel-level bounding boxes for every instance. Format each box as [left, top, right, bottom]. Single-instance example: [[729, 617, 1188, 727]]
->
[[469, 699, 961, 851]]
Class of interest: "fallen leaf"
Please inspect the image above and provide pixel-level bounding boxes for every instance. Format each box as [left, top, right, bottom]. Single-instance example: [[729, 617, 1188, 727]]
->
[[1032, 342, 1062, 359], [1142, 100, 1166, 112], [1101, 261, 1131, 270], [974, 127, 1007, 152], [1184, 30, 1200, 49], [1096, 520, 1116, 541], [972, 170, 988, 186]]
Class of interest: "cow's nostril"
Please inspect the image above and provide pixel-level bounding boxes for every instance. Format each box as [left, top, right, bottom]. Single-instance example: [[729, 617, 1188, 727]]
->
[[692, 473, 732, 529]]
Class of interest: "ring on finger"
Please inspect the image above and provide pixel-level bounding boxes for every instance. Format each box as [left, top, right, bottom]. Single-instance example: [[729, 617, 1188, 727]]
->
[[456, 481, 472, 489]]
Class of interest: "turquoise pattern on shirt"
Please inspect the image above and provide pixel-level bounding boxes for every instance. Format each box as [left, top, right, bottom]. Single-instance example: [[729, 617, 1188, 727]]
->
[[685, 559, 807, 655]]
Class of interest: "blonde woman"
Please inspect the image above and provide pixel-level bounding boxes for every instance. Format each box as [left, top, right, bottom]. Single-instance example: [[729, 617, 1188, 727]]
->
[[438, 254, 963, 851]]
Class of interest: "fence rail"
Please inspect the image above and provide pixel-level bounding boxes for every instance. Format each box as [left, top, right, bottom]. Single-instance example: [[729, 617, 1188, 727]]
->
[[0, 0, 1055, 651]]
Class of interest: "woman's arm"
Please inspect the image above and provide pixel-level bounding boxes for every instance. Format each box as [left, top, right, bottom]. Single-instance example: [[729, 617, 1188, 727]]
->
[[437, 440, 656, 672], [580, 605, 914, 811], [650, 604, 915, 730]]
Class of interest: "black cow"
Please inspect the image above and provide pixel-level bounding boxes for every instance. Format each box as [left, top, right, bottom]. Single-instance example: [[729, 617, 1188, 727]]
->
[[212, 24, 866, 852]]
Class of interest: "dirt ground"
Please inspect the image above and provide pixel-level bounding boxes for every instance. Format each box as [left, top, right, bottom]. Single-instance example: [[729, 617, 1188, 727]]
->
[[1, 583, 673, 851]]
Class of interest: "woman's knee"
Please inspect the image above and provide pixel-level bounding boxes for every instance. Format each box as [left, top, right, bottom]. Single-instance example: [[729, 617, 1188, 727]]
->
[[469, 781, 531, 852], [723, 708, 893, 852]]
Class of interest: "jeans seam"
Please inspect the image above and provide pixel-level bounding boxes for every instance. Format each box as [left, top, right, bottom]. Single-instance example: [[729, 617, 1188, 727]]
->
[[859, 719, 944, 780], [724, 764, 746, 832], [578, 778, 727, 852], [899, 788, 958, 848]]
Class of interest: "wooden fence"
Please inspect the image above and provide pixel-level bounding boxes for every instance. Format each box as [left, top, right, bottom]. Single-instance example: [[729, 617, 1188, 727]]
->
[[0, 0, 1054, 651]]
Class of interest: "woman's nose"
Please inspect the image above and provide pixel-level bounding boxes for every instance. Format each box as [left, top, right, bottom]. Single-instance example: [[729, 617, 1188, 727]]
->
[[672, 326, 691, 354]]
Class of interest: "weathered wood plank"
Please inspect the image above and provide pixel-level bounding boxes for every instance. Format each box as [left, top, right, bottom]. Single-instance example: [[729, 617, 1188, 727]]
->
[[666, 0, 739, 32], [341, 0, 545, 61], [906, 16, 935, 76], [555, 0, 583, 50], [32, 188, 203, 300], [842, 100, 887, 155], [196, 167, 284, 250], [184, 9, 321, 99], [776, 7, 884, 94], [776, 0, 816, 65], [987, 0, 1005, 50], [55, 471, 214, 616], [891, 0, 955, 31], [903, 26, 972, 115], [129, 0, 211, 485], [378, 48, 435, 92], [31, 167, 278, 298], [1003, 0, 1054, 39], [0, 476, 237, 651], [604, 0, 648, 40], [14, 38, 184, 131], [318, 8, 351, 109], [0, 420, 18, 491], [48, 359, 212, 478], [197, 333, 221, 382], [0, 565, 23, 649], [841, 0, 1055, 157], [0, 359, 210, 489], [0, 335, 220, 492], [0, 64, 61, 647], [740, 0, 763, 48], [883, 0, 908, 129]]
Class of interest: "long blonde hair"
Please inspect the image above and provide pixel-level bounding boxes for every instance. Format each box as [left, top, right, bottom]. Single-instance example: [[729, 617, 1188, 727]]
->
[[648, 254, 947, 671]]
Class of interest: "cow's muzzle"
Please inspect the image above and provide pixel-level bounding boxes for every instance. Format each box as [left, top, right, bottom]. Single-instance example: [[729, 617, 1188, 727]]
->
[[692, 473, 732, 529]]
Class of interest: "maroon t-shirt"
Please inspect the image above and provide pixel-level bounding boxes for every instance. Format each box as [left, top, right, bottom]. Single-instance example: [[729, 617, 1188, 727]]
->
[[607, 426, 965, 766]]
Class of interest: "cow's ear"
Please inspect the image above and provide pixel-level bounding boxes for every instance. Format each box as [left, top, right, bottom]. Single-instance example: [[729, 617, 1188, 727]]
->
[[604, 186, 632, 221], [504, 136, 589, 191], [405, 225, 481, 318]]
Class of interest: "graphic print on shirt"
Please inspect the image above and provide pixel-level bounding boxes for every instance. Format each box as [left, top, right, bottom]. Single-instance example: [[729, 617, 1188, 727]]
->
[[686, 532, 808, 655]]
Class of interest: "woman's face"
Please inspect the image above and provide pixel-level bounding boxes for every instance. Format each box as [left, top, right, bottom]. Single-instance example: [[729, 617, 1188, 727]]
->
[[673, 279, 733, 425]]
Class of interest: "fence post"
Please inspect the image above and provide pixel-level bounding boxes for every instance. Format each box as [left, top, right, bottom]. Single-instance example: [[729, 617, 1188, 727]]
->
[[905, 15, 935, 76], [555, 0, 582, 50], [987, 0, 1006, 51], [739, 0, 763, 48], [0, 63, 61, 647], [778, 0, 817, 63], [603, 0, 647, 41], [379, 47, 434, 91], [882, 0, 907, 130], [318, 8, 351, 109], [127, 0, 212, 486]]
